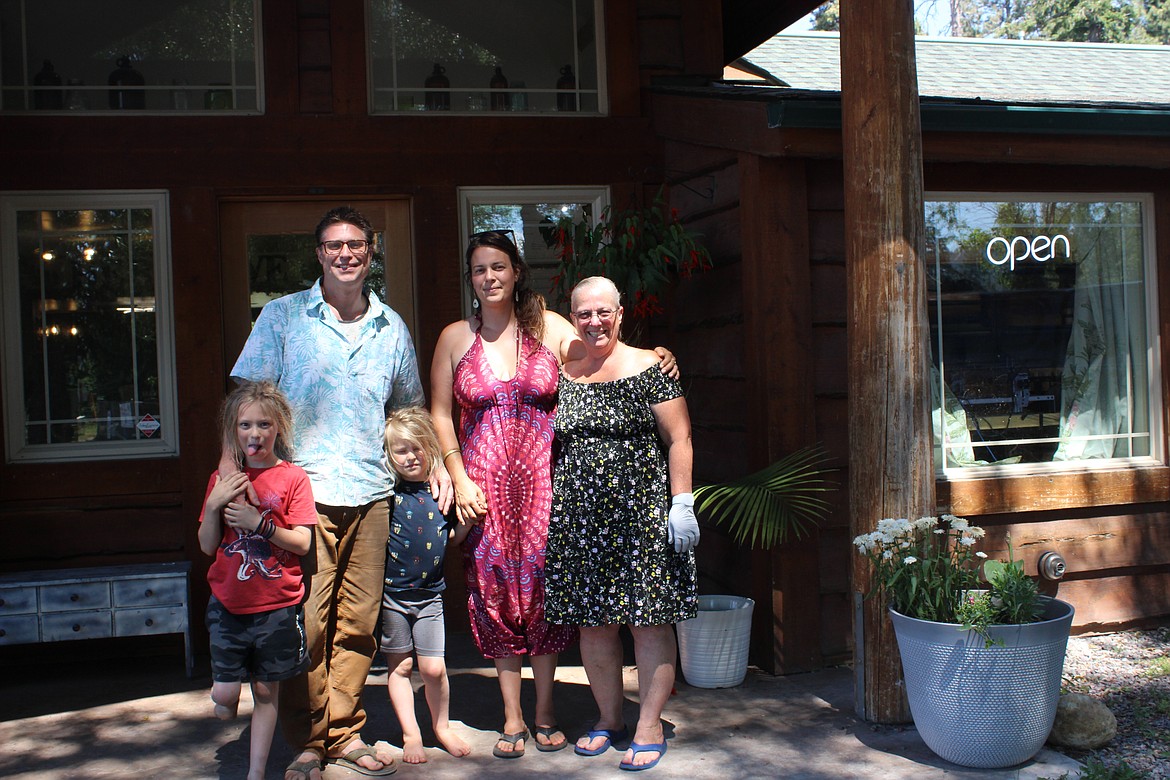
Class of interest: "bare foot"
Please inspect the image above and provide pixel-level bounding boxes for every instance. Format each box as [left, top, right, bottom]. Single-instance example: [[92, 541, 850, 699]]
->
[[401, 735, 427, 764], [435, 726, 471, 757]]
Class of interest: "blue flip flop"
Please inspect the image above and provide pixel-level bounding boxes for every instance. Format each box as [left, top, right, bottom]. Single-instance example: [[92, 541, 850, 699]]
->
[[619, 740, 667, 771], [574, 726, 629, 756]]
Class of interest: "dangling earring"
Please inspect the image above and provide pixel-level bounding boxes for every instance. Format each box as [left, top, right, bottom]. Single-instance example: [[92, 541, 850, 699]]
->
[[472, 297, 480, 310], [514, 289, 519, 303]]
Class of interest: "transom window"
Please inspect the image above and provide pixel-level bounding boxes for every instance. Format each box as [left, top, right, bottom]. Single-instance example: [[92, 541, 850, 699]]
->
[[1, 191, 178, 462], [368, 1, 602, 114], [1, 0, 261, 113], [927, 194, 1160, 475]]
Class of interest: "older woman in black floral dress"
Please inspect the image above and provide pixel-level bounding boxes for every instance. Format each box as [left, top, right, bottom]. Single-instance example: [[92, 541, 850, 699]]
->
[[545, 276, 699, 772]]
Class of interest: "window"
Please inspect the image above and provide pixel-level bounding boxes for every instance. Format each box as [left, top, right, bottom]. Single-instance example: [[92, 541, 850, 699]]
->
[[1, 0, 261, 113], [927, 194, 1160, 476], [1, 191, 178, 461], [368, 1, 603, 114], [459, 187, 608, 315]]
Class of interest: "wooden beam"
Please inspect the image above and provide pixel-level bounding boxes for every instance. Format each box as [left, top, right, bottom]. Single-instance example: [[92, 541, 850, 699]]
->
[[841, 0, 931, 723]]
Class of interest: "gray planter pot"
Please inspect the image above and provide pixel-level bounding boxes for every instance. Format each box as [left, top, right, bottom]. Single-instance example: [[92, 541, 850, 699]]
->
[[889, 597, 1075, 769]]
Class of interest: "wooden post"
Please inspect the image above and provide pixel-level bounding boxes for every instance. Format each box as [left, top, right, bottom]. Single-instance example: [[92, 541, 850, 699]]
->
[[840, 0, 934, 723]]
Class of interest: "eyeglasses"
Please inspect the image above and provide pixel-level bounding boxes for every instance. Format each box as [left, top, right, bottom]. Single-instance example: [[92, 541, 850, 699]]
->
[[318, 239, 370, 255], [571, 308, 617, 323], [468, 229, 516, 246]]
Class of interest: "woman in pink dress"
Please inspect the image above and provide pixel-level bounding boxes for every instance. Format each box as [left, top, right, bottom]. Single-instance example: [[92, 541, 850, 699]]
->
[[431, 230, 677, 758], [431, 230, 582, 757]]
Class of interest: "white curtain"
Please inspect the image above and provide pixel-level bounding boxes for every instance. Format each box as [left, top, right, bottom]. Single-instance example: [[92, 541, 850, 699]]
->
[[1053, 247, 1144, 461]]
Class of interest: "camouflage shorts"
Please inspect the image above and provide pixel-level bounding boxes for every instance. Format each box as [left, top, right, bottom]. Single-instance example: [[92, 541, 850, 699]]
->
[[206, 596, 308, 683]]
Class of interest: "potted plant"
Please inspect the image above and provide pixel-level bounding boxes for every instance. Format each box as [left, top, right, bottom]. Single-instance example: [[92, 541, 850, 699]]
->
[[675, 446, 835, 688], [854, 515, 1075, 769], [542, 187, 712, 345]]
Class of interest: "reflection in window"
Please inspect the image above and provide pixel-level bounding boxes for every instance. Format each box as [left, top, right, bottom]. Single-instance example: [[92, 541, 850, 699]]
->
[[1, 0, 260, 113], [461, 187, 607, 317], [927, 196, 1158, 473], [1, 192, 177, 461], [369, 1, 601, 114]]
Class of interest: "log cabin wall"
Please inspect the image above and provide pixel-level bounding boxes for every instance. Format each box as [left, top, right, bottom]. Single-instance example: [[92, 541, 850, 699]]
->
[[655, 84, 1170, 671], [0, 0, 727, 662]]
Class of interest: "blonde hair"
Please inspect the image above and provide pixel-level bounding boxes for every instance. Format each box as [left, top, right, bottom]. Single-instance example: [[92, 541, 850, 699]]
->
[[384, 406, 442, 479], [220, 380, 295, 467]]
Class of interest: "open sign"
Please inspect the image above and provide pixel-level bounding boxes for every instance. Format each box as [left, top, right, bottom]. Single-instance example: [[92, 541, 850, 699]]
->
[[985, 234, 1070, 271]]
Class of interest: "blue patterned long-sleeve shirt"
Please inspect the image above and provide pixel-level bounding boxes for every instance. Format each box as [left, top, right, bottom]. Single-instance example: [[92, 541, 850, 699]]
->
[[231, 280, 424, 506]]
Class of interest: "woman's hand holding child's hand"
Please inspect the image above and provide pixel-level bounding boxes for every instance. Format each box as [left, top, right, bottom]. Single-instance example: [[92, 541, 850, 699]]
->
[[454, 477, 488, 526]]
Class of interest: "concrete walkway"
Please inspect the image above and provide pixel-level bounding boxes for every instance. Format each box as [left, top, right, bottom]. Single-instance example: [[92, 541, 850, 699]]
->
[[0, 636, 1084, 780]]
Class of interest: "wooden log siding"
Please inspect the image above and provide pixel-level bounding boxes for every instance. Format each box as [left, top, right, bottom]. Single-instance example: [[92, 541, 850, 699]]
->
[[738, 154, 821, 673], [841, 0, 930, 723]]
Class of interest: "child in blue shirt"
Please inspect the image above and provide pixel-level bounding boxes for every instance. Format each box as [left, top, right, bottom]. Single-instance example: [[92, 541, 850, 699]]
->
[[381, 407, 471, 763]]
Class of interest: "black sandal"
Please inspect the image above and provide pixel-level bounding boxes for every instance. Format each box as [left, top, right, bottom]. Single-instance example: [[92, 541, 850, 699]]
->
[[493, 728, 530, 758], [534, 724, 569, 752]]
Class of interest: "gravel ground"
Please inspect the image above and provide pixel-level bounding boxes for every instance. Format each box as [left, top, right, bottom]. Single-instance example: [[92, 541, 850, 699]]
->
[[1055, 626, 1170, 779]]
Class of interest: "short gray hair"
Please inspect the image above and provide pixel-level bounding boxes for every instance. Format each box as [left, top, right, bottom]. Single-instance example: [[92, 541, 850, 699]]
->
[[570, 276, 621, 310]]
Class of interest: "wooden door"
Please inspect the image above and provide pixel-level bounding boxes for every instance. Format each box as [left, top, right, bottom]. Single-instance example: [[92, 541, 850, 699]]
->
[[219, 199, 416, 371]]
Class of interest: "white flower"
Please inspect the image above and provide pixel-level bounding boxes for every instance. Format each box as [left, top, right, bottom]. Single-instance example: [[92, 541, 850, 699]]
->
[[975, 551, 988, 559], [968, 526, 987, 539], [959, 535, 975, 546], [913, 516, 938, 531], [882, 550, 894, 560], [933, 528, 946, 534], [903, 556, 918, 565]]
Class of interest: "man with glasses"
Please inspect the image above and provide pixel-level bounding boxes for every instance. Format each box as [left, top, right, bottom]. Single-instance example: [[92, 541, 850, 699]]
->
[[228, 205, 448, 779]]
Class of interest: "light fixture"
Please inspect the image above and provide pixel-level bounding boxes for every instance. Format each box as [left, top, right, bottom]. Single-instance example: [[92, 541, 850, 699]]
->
[[82, 247, 96, 261], [41, 249, 54, 262]]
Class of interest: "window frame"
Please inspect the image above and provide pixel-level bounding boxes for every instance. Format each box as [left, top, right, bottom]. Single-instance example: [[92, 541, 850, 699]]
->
[[367, 0, 607, 116], [926, 191, 1163, 481], [0, 0, 264, 115], [0, 190, 180, 462], [458, 185, 609, 317]]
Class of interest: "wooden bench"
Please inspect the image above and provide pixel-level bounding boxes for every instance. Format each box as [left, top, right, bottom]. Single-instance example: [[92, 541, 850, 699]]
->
[[0, 562, 193, 676]]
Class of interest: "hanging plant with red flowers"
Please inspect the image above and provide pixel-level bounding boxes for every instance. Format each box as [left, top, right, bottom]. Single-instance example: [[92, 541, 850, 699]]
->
[[542, 188, 712, 343]]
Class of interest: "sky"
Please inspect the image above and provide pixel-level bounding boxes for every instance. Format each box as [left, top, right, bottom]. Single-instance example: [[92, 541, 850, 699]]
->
[[784, 1, 951, 36]]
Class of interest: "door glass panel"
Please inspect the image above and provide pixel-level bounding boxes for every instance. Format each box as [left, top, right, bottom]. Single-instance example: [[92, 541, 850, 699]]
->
[[245, 233, 385, 327]]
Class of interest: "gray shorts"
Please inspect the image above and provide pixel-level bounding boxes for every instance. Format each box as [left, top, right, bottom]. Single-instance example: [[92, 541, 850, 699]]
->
[[379, 589, 445, 658]]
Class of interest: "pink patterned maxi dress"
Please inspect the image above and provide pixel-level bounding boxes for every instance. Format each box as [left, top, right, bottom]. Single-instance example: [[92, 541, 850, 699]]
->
[[454, 328, 579, 658]]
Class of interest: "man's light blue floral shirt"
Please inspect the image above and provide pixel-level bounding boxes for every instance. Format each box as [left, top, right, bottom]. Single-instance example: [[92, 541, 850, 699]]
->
[[231, 280, 424, 507]]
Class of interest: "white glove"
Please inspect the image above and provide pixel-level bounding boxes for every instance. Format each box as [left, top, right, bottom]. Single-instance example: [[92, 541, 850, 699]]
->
[[667, 493, 700, 554]]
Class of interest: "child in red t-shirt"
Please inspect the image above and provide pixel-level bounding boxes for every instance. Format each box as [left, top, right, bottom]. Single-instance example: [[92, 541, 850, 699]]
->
[[197, 380, 317, 780]]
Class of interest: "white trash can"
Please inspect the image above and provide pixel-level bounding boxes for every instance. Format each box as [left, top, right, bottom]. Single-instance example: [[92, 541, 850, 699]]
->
[[676, 595, 755, 688]]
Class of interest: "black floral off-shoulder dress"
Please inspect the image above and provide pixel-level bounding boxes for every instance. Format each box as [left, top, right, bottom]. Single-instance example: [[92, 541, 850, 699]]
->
[[545, 366, 698, 627]]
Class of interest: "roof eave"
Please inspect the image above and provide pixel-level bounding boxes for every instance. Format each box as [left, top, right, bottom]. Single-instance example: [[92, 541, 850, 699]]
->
[[768, 98, 1170, 136]]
